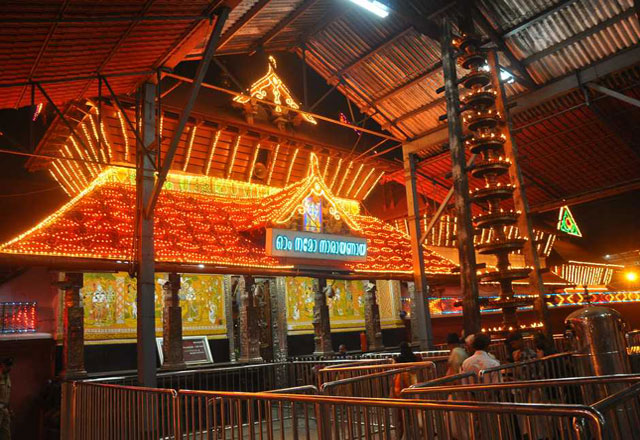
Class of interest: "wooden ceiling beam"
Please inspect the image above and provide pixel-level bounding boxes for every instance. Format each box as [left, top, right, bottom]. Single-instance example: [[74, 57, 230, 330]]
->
[[523, 8, 635, 66], [250, 0, 321, 53], [217, 0, 271, 49]]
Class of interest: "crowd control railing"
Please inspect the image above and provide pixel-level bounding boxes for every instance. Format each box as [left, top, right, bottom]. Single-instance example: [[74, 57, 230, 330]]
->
[[320, 363, 437, 398], [64, 381, 608, 439], [64, 382, 178, 440], [317, 358, 444, 384], [479, 351, 577, 382], [593, 381, 640, 440], [401, 374, 640, 406]]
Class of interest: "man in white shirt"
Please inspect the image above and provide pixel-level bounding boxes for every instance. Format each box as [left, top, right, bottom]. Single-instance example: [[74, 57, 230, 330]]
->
[[462, 333, 501, 383]]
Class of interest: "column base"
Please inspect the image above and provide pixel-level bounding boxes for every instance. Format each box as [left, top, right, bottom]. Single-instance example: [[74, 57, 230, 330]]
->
[[160, 362, 186, 371], [237, 356, 264, 363], [61, 369, 88, 381]]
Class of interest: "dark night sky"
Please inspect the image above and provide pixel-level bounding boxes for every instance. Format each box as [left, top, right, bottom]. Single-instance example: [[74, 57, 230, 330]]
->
[[0, 52, 637, 258]]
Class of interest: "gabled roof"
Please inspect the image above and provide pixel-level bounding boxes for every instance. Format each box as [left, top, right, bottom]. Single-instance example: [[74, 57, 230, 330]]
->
[[0, 155, 456, 277]]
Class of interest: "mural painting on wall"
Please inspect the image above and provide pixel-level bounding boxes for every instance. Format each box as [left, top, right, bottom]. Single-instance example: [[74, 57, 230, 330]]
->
[[285, 277, 366, 332], [77, 272, 226, 340]]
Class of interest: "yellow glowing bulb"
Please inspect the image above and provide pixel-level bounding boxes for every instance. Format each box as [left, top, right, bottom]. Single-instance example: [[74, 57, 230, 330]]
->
[[626, 271, 638, 282]]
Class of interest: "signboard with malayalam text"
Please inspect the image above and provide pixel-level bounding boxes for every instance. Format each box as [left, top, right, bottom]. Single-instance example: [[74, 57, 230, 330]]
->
[[156, 336, 213, 366], [266, 228, 367, 262]]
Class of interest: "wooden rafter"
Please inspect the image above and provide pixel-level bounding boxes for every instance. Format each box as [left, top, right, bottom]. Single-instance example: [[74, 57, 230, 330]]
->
[[372, 62, 442, 105], [218, 0, 271, 49], [523, 8, 636, 66], [250, 0, 321, 52], [471, 3, 536, 89], [331, 27, 413, 80], [502, 0, 582, 39]]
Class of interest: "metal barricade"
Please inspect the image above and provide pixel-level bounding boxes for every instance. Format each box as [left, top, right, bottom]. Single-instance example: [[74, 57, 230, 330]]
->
[[321, 363, 437, 398], [594, 381, 640, 440], [317, 359, 441, 384], [176, 390, 605, 440], [65, 381, 609, 439], [402, 374, 640, 406], [69, 382, 177, 440], [479, 352, 577, 382]]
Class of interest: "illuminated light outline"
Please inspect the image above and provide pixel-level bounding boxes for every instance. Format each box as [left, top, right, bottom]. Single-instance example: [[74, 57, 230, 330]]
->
[[344, 163, 364, 197], [233, 56, 317, 125], [53, 159, 82, 194], [183, 125, 197, 172], [248, 143, 261, 183], [81, 123, 105, 167], [226, 135, 242, 179], [117, 111, 129, 161], [267, 143, 280, 185], [57, 152, 85, 192], [98, 118, 113, 162], [363, 171, 385, 203], [557, 205, 582, 237], [284, 147, 299, 186], [49, 168, 72, 197], [63, 144, 90, 187], [87, 116, 108, 163], [330, 158, 343, 190], [69, 136, 97, 178], [0, 154, 460, 275], [204, 130, 221, 176], [336, 160, 354, 196], [323, 156, 331, 179], [353, 167, 376, 199]]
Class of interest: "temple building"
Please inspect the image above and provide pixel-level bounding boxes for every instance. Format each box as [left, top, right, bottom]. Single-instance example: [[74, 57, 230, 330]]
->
[[0, 1, 640, 438]]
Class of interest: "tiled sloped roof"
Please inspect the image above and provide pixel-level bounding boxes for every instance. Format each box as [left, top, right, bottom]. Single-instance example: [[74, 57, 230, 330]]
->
[[0, 165, 456, 276]]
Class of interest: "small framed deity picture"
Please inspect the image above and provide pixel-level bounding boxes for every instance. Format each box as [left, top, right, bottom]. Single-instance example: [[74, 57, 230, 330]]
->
[[156, 336, 214, 366]]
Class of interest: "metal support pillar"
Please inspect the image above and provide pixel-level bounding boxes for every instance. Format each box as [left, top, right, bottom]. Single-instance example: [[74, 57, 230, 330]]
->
[[313, 278, 333, 355], [238, 276, 263, 362], [487, 50, 551, 334], [401, 150, 433, 350], [442, 20, 481, 336], [364, 281, 384, 351], [60, 272, 87, 380], [161, 273, 185, 370], [136, 82, 157, 387]]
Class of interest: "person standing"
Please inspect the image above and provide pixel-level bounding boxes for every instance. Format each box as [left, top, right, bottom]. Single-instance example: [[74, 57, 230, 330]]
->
[[462, 333, 501, 382], [0, 358, 12, 440], [445, 333, 468, 375]]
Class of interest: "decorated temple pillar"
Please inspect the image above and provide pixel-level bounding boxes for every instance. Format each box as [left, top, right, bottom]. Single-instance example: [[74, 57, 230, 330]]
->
[[223, 275, 238, 361], [60, 272, 86, 379], [161, 273, 185, 370], [313, 278, 333, 355], [238, 276, 262, 362], [364, 281, 384, 350], [270, 277, 289, 361]]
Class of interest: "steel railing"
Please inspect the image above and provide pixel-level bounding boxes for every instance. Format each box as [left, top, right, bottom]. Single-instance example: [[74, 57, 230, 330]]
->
[[321, 363, 437, 398], [593, 381, 640, 440], [65, 381, 609, 439], [401, 374, 640, 406], [479, 351, 577, 382], [317, 358, 446, 384]]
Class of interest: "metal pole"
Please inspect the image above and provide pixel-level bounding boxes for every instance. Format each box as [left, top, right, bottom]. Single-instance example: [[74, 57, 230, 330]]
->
[[487, 50, 551, 335], [419, 154, 477, 244], [401, 150, 433, 350], [441, 20, 481, 336], [146, 7, 231, 217], [136, 82, 157, 387]]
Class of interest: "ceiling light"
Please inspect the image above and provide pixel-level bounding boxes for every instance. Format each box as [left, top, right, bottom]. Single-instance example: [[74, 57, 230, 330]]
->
[[348, 0, 390, 18]]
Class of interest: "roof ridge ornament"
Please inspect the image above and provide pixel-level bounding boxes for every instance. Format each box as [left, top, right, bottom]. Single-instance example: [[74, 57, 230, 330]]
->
[[232, 56, 317, 129]]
